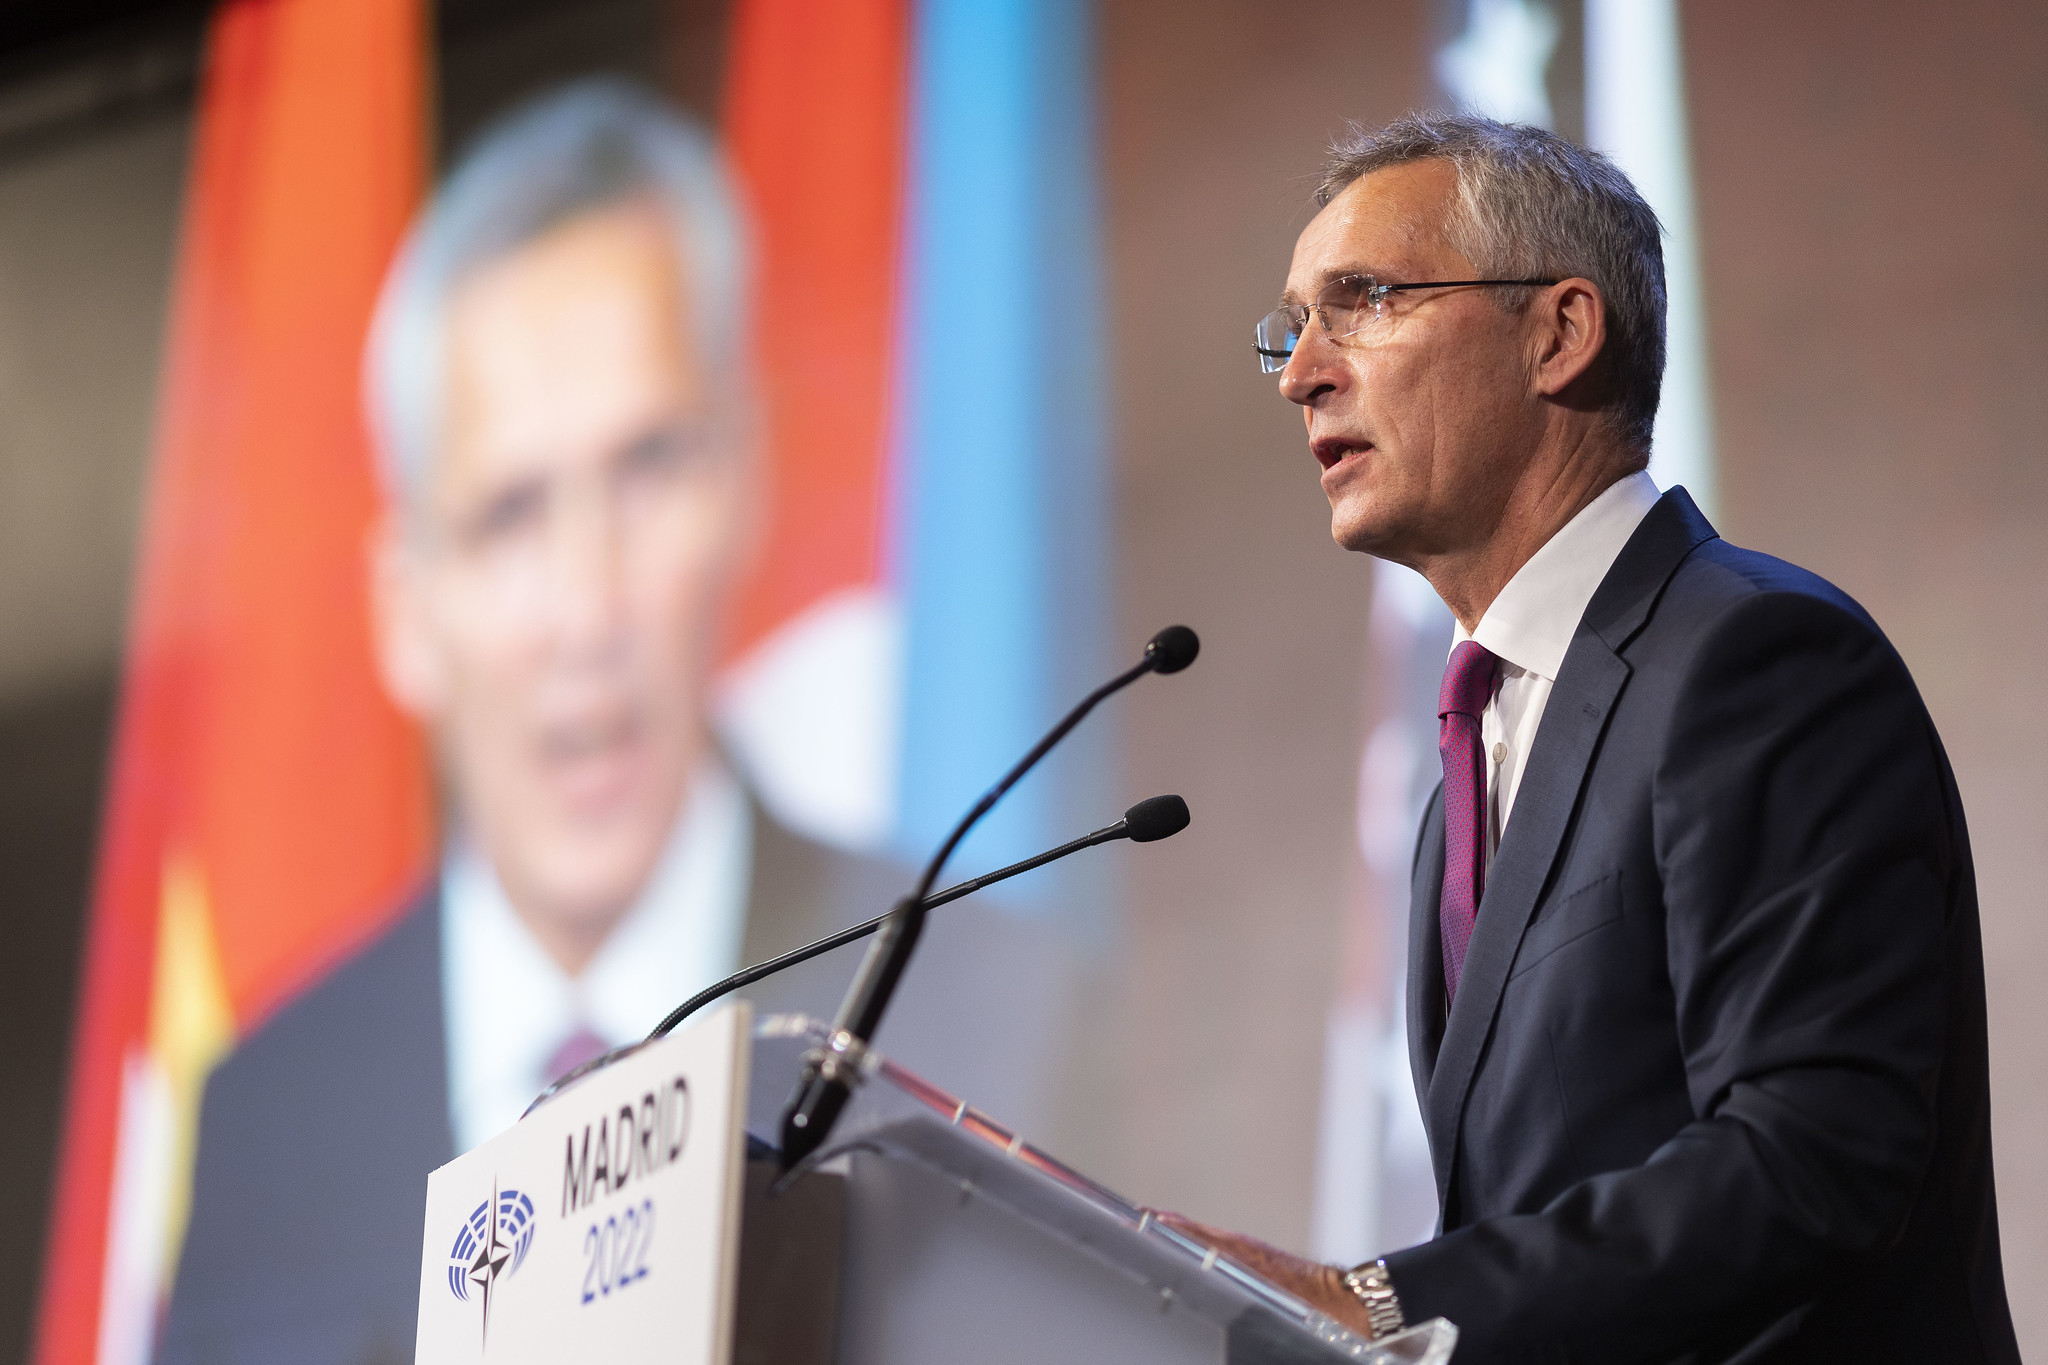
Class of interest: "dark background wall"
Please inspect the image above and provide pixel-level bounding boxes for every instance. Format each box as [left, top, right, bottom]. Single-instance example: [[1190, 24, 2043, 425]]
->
[[0, 2, 2039, 1360], [0, 685, 112, 1364], [0, 11, 194, 1360]]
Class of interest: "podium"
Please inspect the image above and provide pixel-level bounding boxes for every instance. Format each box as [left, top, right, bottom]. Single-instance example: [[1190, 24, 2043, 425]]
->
[[416, 1008, 1457, 1364]]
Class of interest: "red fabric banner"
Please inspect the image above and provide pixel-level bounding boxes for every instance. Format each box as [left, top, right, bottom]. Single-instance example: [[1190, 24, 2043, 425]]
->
[[34, 2, 430, 1359], [720, 0, 910, 660]]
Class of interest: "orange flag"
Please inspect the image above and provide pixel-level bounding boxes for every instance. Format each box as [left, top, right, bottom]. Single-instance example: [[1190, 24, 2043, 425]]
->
[[34, 2, 431, 1361], [720, 0, 909, 660], [707, 0, 913, 846]]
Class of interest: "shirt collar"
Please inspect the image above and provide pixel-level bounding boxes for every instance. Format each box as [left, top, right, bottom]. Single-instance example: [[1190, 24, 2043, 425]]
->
[[439, 759, 752, 1152], [1454, 470, 1661, 680]]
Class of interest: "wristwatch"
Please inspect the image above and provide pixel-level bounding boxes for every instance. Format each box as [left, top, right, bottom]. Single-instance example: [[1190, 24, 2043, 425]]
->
[[1340, 1258, 1406, 1340]]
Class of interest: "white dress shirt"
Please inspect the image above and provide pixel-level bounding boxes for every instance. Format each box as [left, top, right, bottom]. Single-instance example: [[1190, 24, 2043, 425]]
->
[[440, 760, 752, 1153], [1452, 470, 1661, 859]]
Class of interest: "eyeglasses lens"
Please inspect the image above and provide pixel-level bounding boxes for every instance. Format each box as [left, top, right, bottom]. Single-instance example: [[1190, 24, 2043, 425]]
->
[[1255, 309, 1299, 374], [1317, 276, 1378, 343], [1253, 277, 1383, 374]]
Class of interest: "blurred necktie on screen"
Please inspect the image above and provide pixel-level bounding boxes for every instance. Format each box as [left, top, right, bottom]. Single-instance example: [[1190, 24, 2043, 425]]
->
[[32, 3, 432, 1363], [543, 1026, 612, 1088]]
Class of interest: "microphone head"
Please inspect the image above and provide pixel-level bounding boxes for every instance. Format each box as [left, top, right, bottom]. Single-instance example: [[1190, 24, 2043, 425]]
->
[[1123, 794, 1191, 843], [1144, 625, 1200, 674]]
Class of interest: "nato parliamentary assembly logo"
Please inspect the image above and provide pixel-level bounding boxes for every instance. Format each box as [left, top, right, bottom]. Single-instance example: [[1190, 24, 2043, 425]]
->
[[447, 1181, 537, 1346]]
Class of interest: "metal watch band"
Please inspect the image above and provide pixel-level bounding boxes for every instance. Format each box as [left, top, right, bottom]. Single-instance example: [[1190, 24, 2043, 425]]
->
[[1340, 1258, 1406, 1340]]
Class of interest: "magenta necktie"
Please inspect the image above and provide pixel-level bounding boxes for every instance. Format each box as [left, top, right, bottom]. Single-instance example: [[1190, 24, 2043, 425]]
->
[[543, 1025, 610, 1084], [1438, 640, 1499, 1005]]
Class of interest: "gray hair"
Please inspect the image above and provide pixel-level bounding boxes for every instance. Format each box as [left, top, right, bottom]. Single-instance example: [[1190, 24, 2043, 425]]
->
[[1319, 112, 1666, 453], [364, 77, 751, 504]]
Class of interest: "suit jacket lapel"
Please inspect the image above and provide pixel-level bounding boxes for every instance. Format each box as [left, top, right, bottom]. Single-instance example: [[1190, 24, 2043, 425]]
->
[[1418, 487, 1718, 1206], [742, 796, 825, 965], [400, 886, 458, 1167], [1407, 784, 1448, 1109], [737, 793, 918, 1027]]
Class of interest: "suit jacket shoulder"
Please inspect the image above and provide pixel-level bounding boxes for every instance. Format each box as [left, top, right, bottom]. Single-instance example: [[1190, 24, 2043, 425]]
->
[[161, 893, 451, 1365], [1582, 489, 1877, 656]]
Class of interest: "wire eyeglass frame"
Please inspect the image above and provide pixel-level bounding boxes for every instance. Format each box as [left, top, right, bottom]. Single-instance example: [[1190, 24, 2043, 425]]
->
[[1254, 274, 1560, 374]]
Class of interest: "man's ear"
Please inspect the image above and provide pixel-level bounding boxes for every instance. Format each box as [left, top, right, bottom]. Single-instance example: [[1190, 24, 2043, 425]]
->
[[1530, 277, 1608, 400], [367, 512, 445, 722]]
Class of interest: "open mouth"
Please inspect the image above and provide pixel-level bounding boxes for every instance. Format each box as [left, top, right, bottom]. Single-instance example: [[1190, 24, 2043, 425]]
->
[[1312, 438, 1371, 471], [537, 708, 647, 808]]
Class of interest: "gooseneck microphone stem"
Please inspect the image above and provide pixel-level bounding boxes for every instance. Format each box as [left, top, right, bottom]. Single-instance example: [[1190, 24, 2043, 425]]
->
[[911, 655, 1152, 908], [645, 820, 1129, 1042], [778, 627, 1200, 1169]]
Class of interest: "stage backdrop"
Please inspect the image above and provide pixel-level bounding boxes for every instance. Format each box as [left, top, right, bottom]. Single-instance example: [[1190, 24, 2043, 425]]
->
[[7, 1, 2037, 1361], [34, 0, 1109, 1360]]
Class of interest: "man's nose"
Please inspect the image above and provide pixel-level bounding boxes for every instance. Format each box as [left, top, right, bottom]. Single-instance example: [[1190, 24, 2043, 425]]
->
[[548, 483, 625, 652], [1277, 327, 1341, 407]]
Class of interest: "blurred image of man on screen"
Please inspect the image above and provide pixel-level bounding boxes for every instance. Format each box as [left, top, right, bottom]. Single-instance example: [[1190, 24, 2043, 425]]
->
[[1166, 113, 2018, 1363], [160, 79, 1063, 1364]]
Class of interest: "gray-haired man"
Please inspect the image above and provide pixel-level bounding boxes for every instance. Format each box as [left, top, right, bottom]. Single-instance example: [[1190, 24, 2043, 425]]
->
[[1169, 114, 2017, 1363], [161, 79, 1065, 1365]]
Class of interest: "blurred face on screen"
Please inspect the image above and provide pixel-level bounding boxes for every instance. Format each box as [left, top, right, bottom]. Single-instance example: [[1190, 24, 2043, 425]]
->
[[1276, 160, 1547, 565], [375, 197, 752, 973]]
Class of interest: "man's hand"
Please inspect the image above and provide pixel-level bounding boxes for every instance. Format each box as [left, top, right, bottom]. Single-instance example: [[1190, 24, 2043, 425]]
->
[[1152, 1213, 1377, 1340]]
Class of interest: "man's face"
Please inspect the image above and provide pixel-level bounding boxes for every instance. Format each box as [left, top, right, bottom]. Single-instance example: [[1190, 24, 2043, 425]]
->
[[1279, 161, 1547, 563], [377, 199, 751, 938]]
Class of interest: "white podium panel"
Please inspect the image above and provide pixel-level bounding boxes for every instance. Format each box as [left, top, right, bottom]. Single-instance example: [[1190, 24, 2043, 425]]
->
[[415, 1005, 752, 1365]]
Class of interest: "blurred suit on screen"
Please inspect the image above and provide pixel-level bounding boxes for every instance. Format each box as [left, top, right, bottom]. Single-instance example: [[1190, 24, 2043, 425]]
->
[[158, 79, 1064, 1365], [1171, 113, 2018, 1363]]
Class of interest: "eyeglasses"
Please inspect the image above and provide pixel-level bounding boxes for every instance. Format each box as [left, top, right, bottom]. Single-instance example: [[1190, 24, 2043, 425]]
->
[[1253, 274, 1560, 373]]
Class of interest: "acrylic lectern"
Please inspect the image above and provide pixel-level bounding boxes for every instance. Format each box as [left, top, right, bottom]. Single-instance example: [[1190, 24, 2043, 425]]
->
[[733, 1015, 1454, 1365], [416, 1008, 1457, 1365]]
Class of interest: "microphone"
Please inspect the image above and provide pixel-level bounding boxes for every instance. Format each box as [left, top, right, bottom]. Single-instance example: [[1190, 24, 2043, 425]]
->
[[1121, 792, 1193, 842], [777, 627, 1200, 1170], [1144, 624, 1199, 675], [518, 794, 1193, 1120]]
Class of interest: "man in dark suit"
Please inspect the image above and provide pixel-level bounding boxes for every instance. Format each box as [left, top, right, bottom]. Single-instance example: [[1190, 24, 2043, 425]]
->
[[1170, 113, 2018, 1362], [160, 81, 1068, 1364], [159, 797, 1043, 1365]]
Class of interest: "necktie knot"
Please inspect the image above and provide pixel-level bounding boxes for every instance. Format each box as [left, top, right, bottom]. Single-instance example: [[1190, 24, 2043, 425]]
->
[[544, 1025, 610, 1085], [1439, 640, 1500, 720]]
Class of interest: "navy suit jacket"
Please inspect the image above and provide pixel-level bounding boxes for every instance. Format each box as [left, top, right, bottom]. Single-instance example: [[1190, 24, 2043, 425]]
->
[[159, 803, 1073, 1365], [1387, 489, 2018, 1363]]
